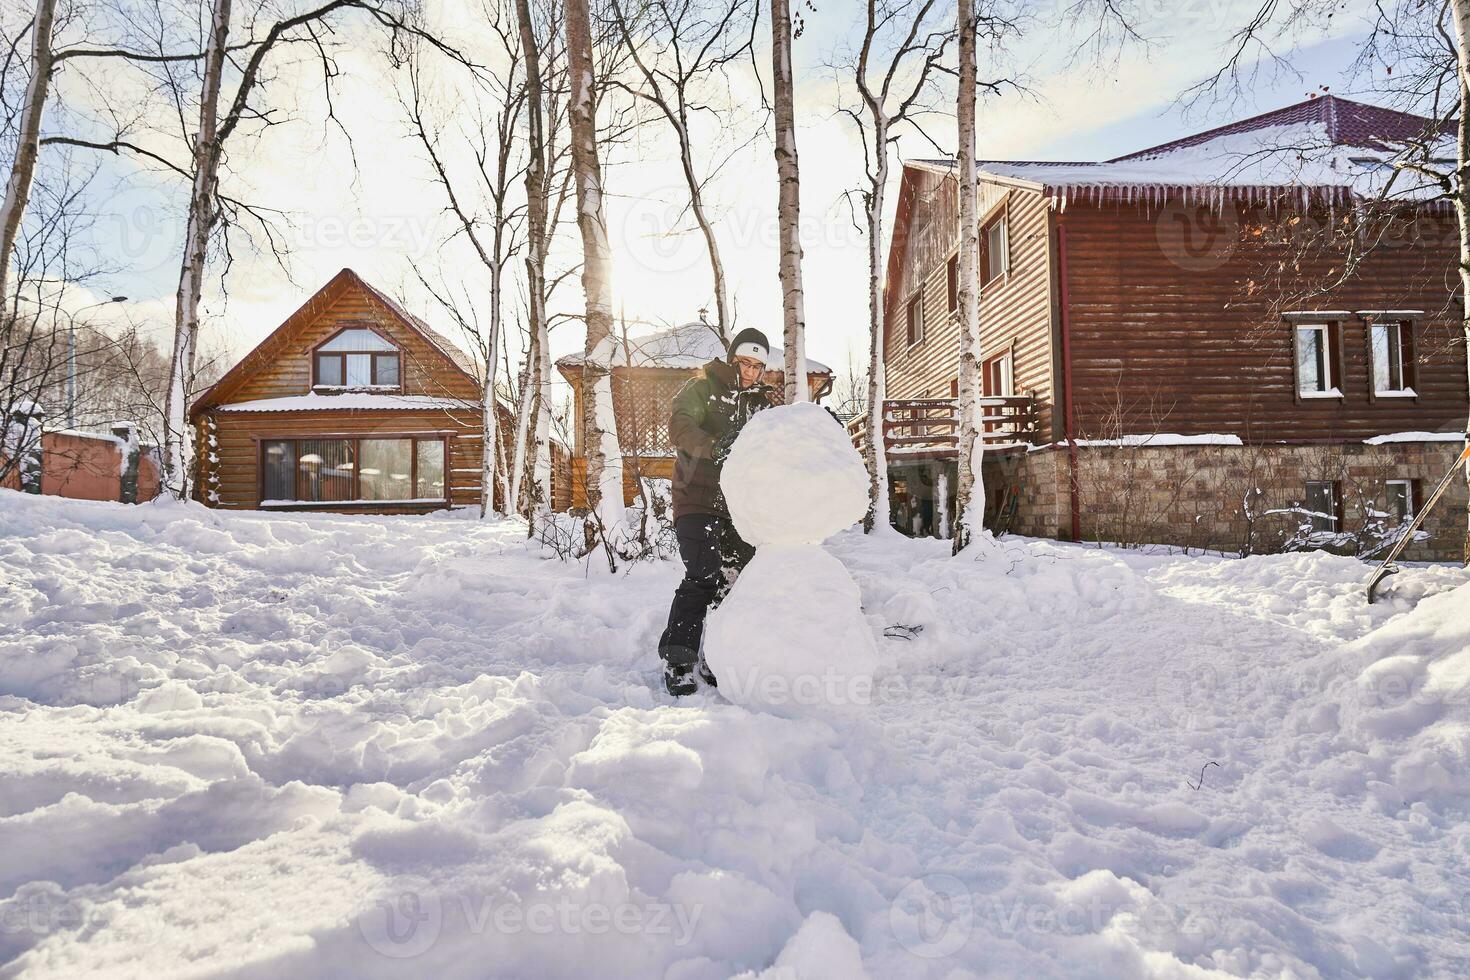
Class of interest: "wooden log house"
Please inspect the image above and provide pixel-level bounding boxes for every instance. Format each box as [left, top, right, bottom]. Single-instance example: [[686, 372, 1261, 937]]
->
[[555, 321, 833, 509], [871, 96, 1469, 557], [189, 269, 532, 514]]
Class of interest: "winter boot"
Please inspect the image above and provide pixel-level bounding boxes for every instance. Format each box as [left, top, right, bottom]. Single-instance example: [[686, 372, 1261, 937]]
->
[[664, 662, 698, 697]]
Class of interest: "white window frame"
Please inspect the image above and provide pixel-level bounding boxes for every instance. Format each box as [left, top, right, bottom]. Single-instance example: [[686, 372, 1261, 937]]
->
[[1295, 324, 1341, 399], [984, 215, 1009, 285], [1385, 479, 1415, 524], [1370, 321, 1416, 397]]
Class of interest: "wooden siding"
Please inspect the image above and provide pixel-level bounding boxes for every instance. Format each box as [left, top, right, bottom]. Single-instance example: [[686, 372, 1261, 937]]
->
[[567, 455, 676, 509], [223, 290, 479, 405], [1059, 203, 1467, 442], [884, 171, 1057, 442], [201, 408, 485, 511]]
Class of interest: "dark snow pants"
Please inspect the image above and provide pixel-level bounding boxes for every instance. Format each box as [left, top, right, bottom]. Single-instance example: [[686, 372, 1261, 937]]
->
[[657, 514, 755, 668]]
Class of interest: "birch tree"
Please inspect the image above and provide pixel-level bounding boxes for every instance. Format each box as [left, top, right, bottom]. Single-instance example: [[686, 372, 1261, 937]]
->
[[511, 0, 549, 521], [0, 0, 58, 306], [163, 0, 230, 499], [565, 0, 626, 536], [1436, 1, 1470, 561], [837, 0, 950, 533], [0, 0, 235, 305], [952, 0, 983, 551], [770, 0, 806, 402], [402, 11, 525, 519], [607, 0, 759, 340]]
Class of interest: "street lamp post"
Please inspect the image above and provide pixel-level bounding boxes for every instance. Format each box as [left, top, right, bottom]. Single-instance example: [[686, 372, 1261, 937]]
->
[[19, 294, 127, 428]]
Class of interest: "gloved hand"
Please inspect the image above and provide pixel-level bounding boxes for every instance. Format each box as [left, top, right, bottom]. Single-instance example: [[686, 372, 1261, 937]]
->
[[712, 427, 741, 464]]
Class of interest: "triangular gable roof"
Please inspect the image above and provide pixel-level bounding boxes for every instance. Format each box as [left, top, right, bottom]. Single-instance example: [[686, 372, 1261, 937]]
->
[[1111, 95, 1449, 161], [555, 321, 834, 374], [190, 268, 480, 416], [905, 96, 1455, 210]]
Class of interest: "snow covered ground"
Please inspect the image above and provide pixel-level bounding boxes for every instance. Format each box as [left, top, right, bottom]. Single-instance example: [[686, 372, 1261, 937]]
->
[[2, 490, 1470, 978]]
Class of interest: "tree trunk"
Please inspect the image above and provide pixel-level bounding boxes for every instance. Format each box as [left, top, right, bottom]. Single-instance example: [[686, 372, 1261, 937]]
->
[[480, 256, 502, 518], [770, 0, 808, 403], [163, 0, 231, 499], [507, 322, 536, 517], [1451, 1, 1470, 563], [863, 114, 892, 532], [532, 320, 552, 512], [0, 0, 58, 305], [566, 0, 625, 532], [514, 0, 553, 520], [674, 112, 730, 340], [952, 0, 984, 552]]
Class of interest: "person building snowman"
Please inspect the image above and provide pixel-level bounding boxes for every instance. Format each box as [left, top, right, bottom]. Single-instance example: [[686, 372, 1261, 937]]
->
[[657, 327, 780, 696]]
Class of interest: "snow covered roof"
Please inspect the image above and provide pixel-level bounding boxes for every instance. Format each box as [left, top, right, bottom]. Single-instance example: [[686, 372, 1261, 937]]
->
[[216, 393, 479, 413], [911, 96, 1455, 209], [556, 321, 832, 374], [191, 269, 483, 418]]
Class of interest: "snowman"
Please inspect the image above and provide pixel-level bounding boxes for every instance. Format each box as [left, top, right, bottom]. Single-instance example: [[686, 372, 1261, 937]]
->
[[703, 401, 880, 715]]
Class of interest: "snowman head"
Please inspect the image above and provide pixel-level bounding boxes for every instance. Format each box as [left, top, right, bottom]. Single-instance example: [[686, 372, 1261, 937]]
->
[[719, 401, 870, 547]]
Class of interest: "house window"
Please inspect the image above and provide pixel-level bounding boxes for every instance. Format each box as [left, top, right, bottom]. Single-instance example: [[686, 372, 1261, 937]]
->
[[360, 439, 414, 500], [982, 351, 1015, 433], [980, 214, 1008, 287], [1370, 320, 1415, 396], [946, 255, 959, 314], [1294, 324, 1340, 398], [907, 295, 924, 347], [314, 328, 402, 391], [261, 436, 446, 504], [983, 351, 1014, 398], [1303, 480, 1340, 533], [1385, 479, 1415, 524]]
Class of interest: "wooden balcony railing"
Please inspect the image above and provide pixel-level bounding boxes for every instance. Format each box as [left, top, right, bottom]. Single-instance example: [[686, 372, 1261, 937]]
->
[[845, 395, 1035, 458]]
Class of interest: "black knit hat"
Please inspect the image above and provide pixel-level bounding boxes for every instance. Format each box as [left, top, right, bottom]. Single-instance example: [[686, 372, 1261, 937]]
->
[[727, 328, 771, 364]]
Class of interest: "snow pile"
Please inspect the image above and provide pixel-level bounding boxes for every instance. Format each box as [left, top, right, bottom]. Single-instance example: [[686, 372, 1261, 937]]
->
[[706, 403, 880, 716], [719, 402, 868, 546], [1326, 579, 1470, 806], [4, 491, 1470, 977]]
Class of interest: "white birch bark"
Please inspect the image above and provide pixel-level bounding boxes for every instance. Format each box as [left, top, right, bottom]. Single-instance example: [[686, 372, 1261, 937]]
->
[[770, 0, 808, 403], [480, 262, 502, 518], [163, 0, 231, 499], [513, 0, 551, 519], [952, 0, 985, 551], [531, 320, 552, 510], [566, 0, 625, 531], [863, 113, 892, 532], [1450, 1, 1470, 560], [0, 0, 58, 304], [507, 325, 536, 517]]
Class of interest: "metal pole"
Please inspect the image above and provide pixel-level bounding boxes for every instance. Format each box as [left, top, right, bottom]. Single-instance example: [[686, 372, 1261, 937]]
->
[[66, 314, 75, 428]]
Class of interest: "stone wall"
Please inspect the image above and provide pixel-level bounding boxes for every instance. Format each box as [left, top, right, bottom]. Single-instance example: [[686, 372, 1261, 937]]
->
[[977, 440, 1467, 560]]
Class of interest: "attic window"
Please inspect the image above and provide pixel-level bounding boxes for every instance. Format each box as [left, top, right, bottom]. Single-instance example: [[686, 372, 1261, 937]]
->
[[314, 328, 401, 391]]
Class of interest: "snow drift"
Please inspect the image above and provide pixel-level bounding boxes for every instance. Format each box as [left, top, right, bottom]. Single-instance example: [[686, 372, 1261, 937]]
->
[[2, 490, 1470, 978]]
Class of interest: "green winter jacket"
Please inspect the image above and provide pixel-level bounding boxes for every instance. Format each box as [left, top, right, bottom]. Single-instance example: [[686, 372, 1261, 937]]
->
[[669, 358, 774, 519]]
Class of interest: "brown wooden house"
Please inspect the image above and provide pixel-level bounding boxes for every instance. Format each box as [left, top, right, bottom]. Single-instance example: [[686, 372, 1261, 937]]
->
[[189, 268, 518, 514], [871, 96, 1469, 557], [556, 321, 833, 509]]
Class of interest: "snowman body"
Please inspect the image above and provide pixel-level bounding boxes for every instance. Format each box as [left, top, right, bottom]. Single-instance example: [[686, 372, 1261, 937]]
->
[[703, 402, 880, 714]]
